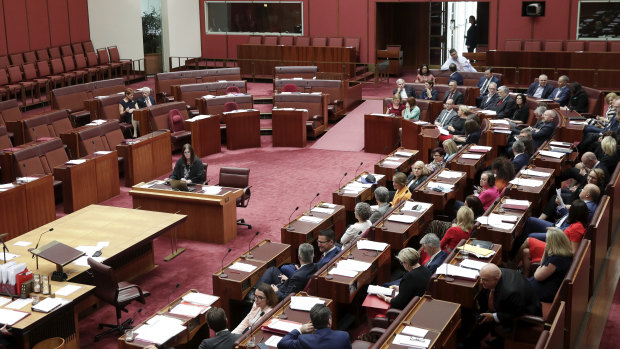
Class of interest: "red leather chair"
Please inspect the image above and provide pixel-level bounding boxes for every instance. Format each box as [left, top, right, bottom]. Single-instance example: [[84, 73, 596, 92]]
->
[[282, 84, 299, 93], [544, 40, 563, 51], [586, 41, 607, 52], [565, 40, 585, 51], [223, 102, 238, 112], [9, 53, 24, 66], [218, 167, 252, 229], [226, 86, 240, 94], [23, 51, 36, 64], [504, 39, 522, 51], [36, 61, 64, 89], [295, 37, 310, 46], [0, 56, 9, 69], [263, 36, 278, 45], [248, 36, 262, 45], [279, 36, 294, 46], [168, 109, 186, 133], [48, 47, 61, 59], [62, 56, 87, 84], [524, 40, 542, 51], [35, 49, 50, 61], [311, 37, 327, 46]]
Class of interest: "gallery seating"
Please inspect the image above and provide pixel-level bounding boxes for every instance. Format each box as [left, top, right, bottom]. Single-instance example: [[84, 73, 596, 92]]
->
[[154, 68, 242, 103]]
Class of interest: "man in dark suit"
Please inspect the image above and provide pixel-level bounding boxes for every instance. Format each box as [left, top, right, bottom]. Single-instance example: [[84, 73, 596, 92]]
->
[[435, 99, 458, 127], [531, 110, 557, 149], [420, 233, 448, 274], [369, 186, 391, 223], [255, 243, 317, 301], [495, 86, 516, 119], [526, 74, 554, 99], [476, 67, 501, 98], [511, 140, 530, 172], [479, 82, 500, 110], [442, 81, 464, 105], [548, 75, 570, 106], [136, 87, 156, 108], [278, 304, 351, 349], [393, 78, 416, 100], [465, 264, 541, 347], [578, 97, 620, 153], [199, 307, 241, 349], [316, 229, 341, 269], [448, 63, 464, 86]]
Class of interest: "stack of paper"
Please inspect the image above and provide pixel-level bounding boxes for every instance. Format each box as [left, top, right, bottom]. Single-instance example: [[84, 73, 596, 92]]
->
[[135, 315, 186, 344], [6, 298, 32, 310], [481, 110, 497, 115], [521, 169, 551, 177], [384, 156, 402, 162], [337, 259, 371, 272], [569, 121, 588, 125], [550, 141, 572, 147], [380, 160, 401, 167], [263, 319, 302, 334], [435, 264, 479, 280], [539, 150, 565, 159], [298, 215, 323, 224], [229, 262, 257, 272], [460, 259, 488, 271], [459, 244, 495, 258], [487, 213, 516, 230], [16, 177, 38, 183], [387, 214, 416, 224], [202, 186, 223, 195], [401, 326, 429, 337], [94, 150, 113, 155], [438, 127, 450, 135], [169, 303, 208, 317], [393, 334, 431, 348], [490, 119, 509, 125], [438, 170, 463, 179], [357, 240, 388, 252], [311, 207, 334, 215], [327, 267, 358, 278], [32, 297, 70, 313], [0, 308, 29, 325], [413, 120, 429, 125], [469, 145, 492, 152], [265, 336, 283, 346], [0, 183, 15, 192], [370, 113, 392, 117], [367, 285, 394, 296], [289, 296, 325, 311], [56, 284, 82, 296], [402, 201, 431, 212], [462, 153, 482, 160], [395, 150, 415, 157], [182, 292, 218, 307], [509, 178, 544, 187], [66, 159, 86, 165], [504, 199, 530, 209]]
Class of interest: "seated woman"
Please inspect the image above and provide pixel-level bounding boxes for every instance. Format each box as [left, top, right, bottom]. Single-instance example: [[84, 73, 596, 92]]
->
[[414, 64, 435, 84], [476, 171, 500, 210], [564, 82, 589, 114], [597, 136, 618, 177], [443, 139, 458, 161], [386, 94, 405, 116], [440, 206, 474, 253], [491, 157, 516, 194], [454, 119, 481, 145], [119, 88, 139, 138], [510, 93, 530, 124], [423, 195, 483, 247], [406, 161, 430, 192], [375, 248, 431, 310], [232, 283, 278, 334], [446, 105, 469, 136], [587, 92, 617, 128], [340, 202, 372, 248], [418, 81, 438, 101], [402, 97, 421, 120], [426, 147, 446, 173], [390, 172, 411, 207], [527, 228, 574, 302], [166, 144, 206, 184]]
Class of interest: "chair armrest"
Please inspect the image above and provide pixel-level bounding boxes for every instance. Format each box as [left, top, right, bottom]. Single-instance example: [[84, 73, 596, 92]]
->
[[515, 314, 545, 327], [385, 308, 401, 320], [371, 316, 390, 329]]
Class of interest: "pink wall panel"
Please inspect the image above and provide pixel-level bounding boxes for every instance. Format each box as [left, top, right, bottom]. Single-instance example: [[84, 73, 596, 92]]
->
[[227, 35, 249, 59], [202, 35, 227, 59], [4, 0, 30, 53], [26, 0, 51, 50], [0, 0, 7, 56], [48, 0, 71, 47], [339, 0, 368, 63], [307, 0, 338, 37], [68, 0, 90, 43]]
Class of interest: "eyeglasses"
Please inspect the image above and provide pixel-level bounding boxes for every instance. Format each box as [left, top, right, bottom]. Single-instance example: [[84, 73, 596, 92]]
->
[[255, 295, 265, 301], [317, 240, 329, 245]]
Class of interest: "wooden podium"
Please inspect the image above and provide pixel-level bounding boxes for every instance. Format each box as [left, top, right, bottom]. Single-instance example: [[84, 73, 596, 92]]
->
[[116, 130, 172, 187], [223, 109, 261, 150], [364, 114, 402, 154], [272, 108, 307, 147], [185, 114, 221, 157]]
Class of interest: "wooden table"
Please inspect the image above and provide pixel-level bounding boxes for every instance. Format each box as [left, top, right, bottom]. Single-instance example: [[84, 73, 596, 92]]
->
[[0, 174, 55, 239], [419, 127, 441, 163], [476, 196, 532, 259], [447, 144, 488, 181], [185, 114, 221, 157], [484, 120, 512, 161], [130, 181, 243, 244], [412, 169, 467, 213], [506, 166, 555, 214], [118, 289, 220, 349], [116, 130, 172, 187], [53, 151, 120, 213], [370, 200, 434, 251], [332, 172, 387, 221], [364, 114, 402, 154], [212, 240, 290, 326], [374, 148, 418, 183], [281, 202, 346, 265], [224, 109, 261, 150], [272, 108, 307, 147]]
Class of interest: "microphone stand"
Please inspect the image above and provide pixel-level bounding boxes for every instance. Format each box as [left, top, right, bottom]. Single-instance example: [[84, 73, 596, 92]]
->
[[245, 231, 260, 259], [0, 233, 8, 263], [219, 248, 232, 278], [307, 193, 320, 216], [353, 162, 364, 178], [286, 206, 299, 232], [337, 172, 348, 195]]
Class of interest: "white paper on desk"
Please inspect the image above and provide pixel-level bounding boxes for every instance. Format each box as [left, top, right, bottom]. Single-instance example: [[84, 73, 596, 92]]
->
[[265, 336, 283, 347], [357, 240, 388, 252], [438, 170, 463, 178], [510, 178, 544, 187], [96, 241, 110, 248], [91, 119, 106, 125], [290, 296, 325, 311], [73, 256, 104, 267], [367, 285, 394, 296], [320, 203, 336, 208], [328, 267, 358, 278], [505, 199, 530, 206], [387, 214, 416, 224], [56, 284, 82, 296], [229, 262, 257, 272], [427, 182, 454, 192], [311, 207, 334, 215], [385, 156, 401, 162], [550, 141, 572, 147], [267, 319, 302, 333], [488, 221, 515, 231], [76, 245, 100, 257], [380, 160, 401, 167], [470, 145, 492, 152], [342, 190, 361, 195], [461, 153, 482, 160], [481, 110, 497, 115], [477, 216, 489, 225], [0, 297, 11, 307], [436, 264, 479, 280], [202, 186, 222, 195], [494, 129, 513, 134], [298, 215, 323, 224], [136, 315, 186, 344], [539, 150, 565, 159], [170, 303, 204, 317], [182, 292, 218, 307], [32, 297, 70, 312], [521, 169, 551, 177], [0, 308, 29, 325], [370, 113, 392, 117], [0, 184, 15, 189], [395, 150, 415, 157], [393, 334, 431, 348], [0, 253, 18, 262], [12, 241, 31, 247], [401, 326, 429, 338], [413, 120, 429, 125], [337, 259, 371, 272], [402, 201, 432, 212], [490, 119, 509, 125], [438, 126, 450, 135], [6, 298, 32, 310], [550, 146, 573, 154], [569, 121, 588, 125], [16, 177, 38, 183], [94, 151, 113, 155], [490, 213, 518, 223], [460, 259, 488, 271], [202, 94, 215, 99], [346, 182, 372, 189]]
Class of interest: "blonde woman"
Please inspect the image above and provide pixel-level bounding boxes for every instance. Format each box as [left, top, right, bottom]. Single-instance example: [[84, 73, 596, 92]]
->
[[447, 105, 470, 135], [406, 160, 430, 191], [386, 94, 405, 116], [599, 136, 618, 176], [443, 139, 458, 161], [377, 248, 430, 310], [528, 228, 574, 302], [440, 206, 473, 252]]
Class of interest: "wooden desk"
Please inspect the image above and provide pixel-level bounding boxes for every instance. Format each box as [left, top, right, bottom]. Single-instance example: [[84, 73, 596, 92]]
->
[[374, 295, 461, 349], [185, 114, 221, 157], [419, 128, 441, 163], [0, 175, 55, 239], [315, 240, 391, 304], [212, 240, 290, 325], [374, 148, 418, 183], [118, 289, 220, 349], [272, 108, 307, 147], [0, 138, 61, 183], [447, 144, 488, 181], [429, 239, 502, 310], [224, 109, 261, 150], [476, 196, 532, 259], [556, 109, 585, 143], [116, 130, 172, 187], [332, 172, 387, 219], [506, 166, 555, 214], [59, 119, 118, 159], [234, 292, 335, 349], [370, 199, 434, 251], [412, 169, 467, 213], [401, 120, 434, 151], [281, 202, 346, 265], [364, 114, 401, 154], [53, 151, 120, 213], [130, 181, 242, 244], [531, 140, 574, 176]]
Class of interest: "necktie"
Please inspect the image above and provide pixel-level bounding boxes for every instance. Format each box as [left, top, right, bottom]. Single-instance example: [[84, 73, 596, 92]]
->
[[146, 98, 151, 107], [481, 79, 490, 95], [488, 289, 495, 312], [497, 98, 503, 106]]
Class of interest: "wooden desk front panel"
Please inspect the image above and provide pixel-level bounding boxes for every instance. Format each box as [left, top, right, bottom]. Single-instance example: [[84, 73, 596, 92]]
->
[[332, 172, 389, 214], [506, 166, 555, 214], [118, 131, 172, 187], [419, 128, 441, 163], [225, 111, 261, 150], [272, 109, 307, 147], [54, 159, 98, 213], [188, 115, 221, 157], [94, 151, 121, 202], [0, 183, 28, 238], [364, 114, 401, 154], [24, 175, 56, 232], [374, 148, 419, 182], [476, 197, 532, 258], [448, 146, 487, 180]]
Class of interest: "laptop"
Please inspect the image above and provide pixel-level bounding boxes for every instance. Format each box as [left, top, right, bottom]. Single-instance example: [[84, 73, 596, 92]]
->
[[169, 179, 194, 192]]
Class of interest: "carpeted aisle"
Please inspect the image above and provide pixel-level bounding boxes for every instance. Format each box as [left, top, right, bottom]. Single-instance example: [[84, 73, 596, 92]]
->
[[310, 100, 383, 152], [600, 281, 620, 348]]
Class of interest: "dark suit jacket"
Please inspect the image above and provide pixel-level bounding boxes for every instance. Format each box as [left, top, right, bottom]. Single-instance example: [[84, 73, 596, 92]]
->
[[419, 89, 438, 101], [478, 268, 541, 327], [480, 93, 500, 110], [276, 263, 317, 300], [603, 116, 620, 133], [199, 330, 241, 349], [495, 95, 516, 119], [393, 86, 416, 98], [511, 153, 531, 172], [476, 76, 500, 96], [568, 91, 589, 113], [317, 247, 341, 269], [170, 156, 206, 184], [526, 82, 554, 99], [443, 90, 464, 105], [532, 121, 556, 149], [549, 86, 570, 106], [449, 72, 464, 86], [425, 250, 448, 274], [465, 130, 481, 145], [407, 174, 428, 192], [278, 327, 351, 349], [136, 95, 156, 108], [436, 109, 458, 127], [369, 202, 391, 223]]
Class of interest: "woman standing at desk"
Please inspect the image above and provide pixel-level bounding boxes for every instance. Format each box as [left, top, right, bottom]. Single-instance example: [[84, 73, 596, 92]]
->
[[119, 88, 139, 138], [166, 144, 206, 184], [232, 283, 278, 334]]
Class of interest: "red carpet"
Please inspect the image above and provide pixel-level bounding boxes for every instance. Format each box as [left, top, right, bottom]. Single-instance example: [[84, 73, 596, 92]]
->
[[600, 281, 620, 348]]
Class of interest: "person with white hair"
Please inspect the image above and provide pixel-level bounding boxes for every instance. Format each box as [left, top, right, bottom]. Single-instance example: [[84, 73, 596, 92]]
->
[[137, 86, 156, 108], [392, 78, 416, 100], [526, 74, 554, 99]]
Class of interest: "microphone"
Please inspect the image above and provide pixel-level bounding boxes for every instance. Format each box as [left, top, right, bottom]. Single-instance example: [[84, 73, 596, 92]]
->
[[246, 231, 260, 259], [92, 140, 97, 154], [219, 248, 233, 278], [29, 227, 54, 258], [378, 145, 388, 165], [32, 127, 37, 142], [337, 172, 348, 194], [127, 307, 143, 329], [353, 161, 364, 177], [167, 283, 181, 311], [22, 163, 28, 180], [307, 192, 320, 216], [286, 206, 299, 232]]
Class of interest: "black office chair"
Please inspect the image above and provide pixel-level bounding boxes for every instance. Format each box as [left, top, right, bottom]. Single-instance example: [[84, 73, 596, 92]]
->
[[87, 258, 150, 342], [218, 167, 252, 229]]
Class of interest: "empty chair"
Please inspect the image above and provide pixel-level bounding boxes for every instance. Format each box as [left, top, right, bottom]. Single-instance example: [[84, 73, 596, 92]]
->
[[87, 51, 111, 79], [87, 258, 150, 342], [263, 36, 278, 45], [83, 41, 95, 53], [586, 41, 607, 52], [328, 37, 343, 47], [74, 54, 99, 82], [72, 42, 84, 55], [107, 46, 132, 78], [523, 40, 542, 51], [36, 61, 64, 89], [23, 51, 37, 64], [36, 49, 50, 61], [62, 56, 87, 84], [50, 58, 75, 86], [0, 68, 24, 104], [60, 45, 73, 57], [282, 84, 299, 93], [311, 37, 327, 46], [295, 37, 310, 46], [279, 36, 294, 46], [226, 86, 240, 94], [218, 167, 252, 229], [97, 48, 122, 78], [248, 36, 262, 45], [344, 37, 361, 57], [544, 40, 563, 51], [8, 65, 35, 105], [0, 56, 10, 69], [48, 46, 61, 59], [565, 40, 585, 51], [504, 39, 522, 50], [167, 109, 191, 147], [9, 53, 24, 66], [609, 42, 620, 52]]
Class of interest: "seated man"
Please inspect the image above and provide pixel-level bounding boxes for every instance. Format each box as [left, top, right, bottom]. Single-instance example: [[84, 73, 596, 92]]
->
[[281, 229, 341, 277], [254, 243, 317, 301], [448, 63, 464, 86], [557, 151, 610, 187], [393, 78, 416, 100], [477, 67, 500, 98], [435, 99, 458, 128], [548, 75, 570, 107], [495, 86, 516, 119], [420, 233, 448, 274], [442, 81, 464, 105], [277, 304, 351, 349], [370, 186, 391, 223], [441, 48, 477, 72], [479, 82, 500, 110], [465, 264, 541, 348], [199, 307, 241, 349], [136, 87, 156, 108], [526, 74, 554, 99], [531, 109, 557, 149], [511, 140, 531, 172]]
